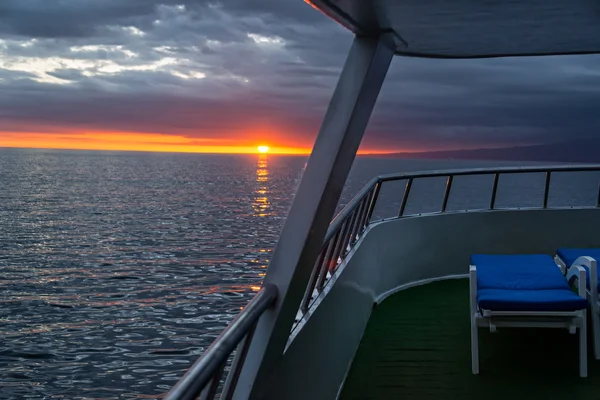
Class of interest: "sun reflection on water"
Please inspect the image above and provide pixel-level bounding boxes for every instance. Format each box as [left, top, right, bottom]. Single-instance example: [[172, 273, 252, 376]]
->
[[252, 154, 271, 217]]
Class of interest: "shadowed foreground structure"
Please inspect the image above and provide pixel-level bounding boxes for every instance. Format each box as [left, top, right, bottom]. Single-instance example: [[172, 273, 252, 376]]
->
[[340, 279, 600, 400]]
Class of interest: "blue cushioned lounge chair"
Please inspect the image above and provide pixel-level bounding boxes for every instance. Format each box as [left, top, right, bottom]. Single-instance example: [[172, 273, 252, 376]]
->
[[470, 254, 588, 377], [555, 248, 600, 360]]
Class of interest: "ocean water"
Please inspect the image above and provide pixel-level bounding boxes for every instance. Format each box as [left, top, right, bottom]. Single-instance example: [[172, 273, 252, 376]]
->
[[0, 148, 598, 399]]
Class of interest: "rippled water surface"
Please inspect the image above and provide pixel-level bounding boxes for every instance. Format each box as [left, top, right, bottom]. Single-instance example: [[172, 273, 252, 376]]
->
[[0, 148, 596, 399], [0, 149, 305, 399]]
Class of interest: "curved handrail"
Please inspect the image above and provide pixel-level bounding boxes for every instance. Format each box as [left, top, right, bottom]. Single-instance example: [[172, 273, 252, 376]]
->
[[165, 283, 278, 400], [376, 163, 600, 181], [328, 163, 600, 241], [298, 163, 600, 324], [166, 163, 600, 399]]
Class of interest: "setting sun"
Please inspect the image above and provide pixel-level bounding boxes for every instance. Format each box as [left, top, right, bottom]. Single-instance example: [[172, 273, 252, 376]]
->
[[257, 145, 269, 154]]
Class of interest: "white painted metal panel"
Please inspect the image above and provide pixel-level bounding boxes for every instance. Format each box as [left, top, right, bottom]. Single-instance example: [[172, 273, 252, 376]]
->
[[262, 208, 600, 399], [308, 0, 600, 58]]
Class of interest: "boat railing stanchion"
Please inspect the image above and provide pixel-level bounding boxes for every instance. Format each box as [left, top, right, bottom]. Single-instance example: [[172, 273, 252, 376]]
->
[[543, 171, 552, 208], [316, 229, 342, 292], [364, 181, 381, 226], [441, 175, 454, 212], [349, 195, 369, 245], [398, 178, 413, 217], [340, 208, 360, 257], [300, 246, 327, 314], [489, 173, 499, 210]]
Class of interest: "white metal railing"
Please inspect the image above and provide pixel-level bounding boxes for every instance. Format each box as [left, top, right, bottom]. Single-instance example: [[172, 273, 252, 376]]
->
[[165, 164, 600, 399], [296, 164, 600, 323], [164, 283, 277, 400]]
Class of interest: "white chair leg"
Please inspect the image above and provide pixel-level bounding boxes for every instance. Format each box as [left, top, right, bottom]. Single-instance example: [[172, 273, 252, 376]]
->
[[593, 306, 600, 360], [469, 265, 479, 374], [580, 313, 588, 378], [471, 315, 479, 374]]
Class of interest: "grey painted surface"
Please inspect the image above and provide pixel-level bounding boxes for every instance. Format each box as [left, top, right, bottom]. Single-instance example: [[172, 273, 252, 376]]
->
[[308, 0, 600, 58], [371, 208, 600, 296], [260, 208, 600, 400]]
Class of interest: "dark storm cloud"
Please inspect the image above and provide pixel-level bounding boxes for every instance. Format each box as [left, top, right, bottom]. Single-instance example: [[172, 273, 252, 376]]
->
[[0, 0, 599, 150]]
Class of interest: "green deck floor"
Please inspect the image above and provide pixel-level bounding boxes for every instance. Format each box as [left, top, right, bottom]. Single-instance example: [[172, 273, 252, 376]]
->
[[340, 279, 599, 400]]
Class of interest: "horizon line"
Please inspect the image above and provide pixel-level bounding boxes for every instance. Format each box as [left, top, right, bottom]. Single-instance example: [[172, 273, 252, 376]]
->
[[0, 145, 401, 156]]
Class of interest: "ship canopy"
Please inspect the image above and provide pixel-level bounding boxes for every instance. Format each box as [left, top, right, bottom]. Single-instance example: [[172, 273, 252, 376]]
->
[[307, 0, 600, 58]]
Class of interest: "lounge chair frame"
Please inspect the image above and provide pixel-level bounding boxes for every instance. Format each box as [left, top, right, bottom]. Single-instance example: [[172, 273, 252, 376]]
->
[[469, 263, 588, 377], [556, 255, 599, 360]]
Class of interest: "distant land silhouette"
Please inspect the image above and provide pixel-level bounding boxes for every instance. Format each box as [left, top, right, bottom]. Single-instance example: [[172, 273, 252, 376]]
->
[[376, 138, 600, 163]]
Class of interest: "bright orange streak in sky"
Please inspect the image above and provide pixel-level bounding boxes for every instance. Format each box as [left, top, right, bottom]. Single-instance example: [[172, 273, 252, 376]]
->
[[0, 131, 396, 155], [0, 131, 313, 155]]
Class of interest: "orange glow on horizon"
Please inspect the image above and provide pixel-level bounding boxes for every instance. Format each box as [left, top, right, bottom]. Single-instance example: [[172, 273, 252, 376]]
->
[[0, 131, 314, 155], [0, 131, 399, 155]]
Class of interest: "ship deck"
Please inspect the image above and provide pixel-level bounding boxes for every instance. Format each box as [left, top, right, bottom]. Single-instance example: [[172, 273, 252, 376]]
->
[[340, 279, 599, 400]]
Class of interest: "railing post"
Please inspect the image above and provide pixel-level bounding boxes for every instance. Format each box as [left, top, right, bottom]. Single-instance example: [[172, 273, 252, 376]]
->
[[364, 182, 381, 225], [231, 34, 394, 399], [329, 218, 353, 271], [316, 228, 343, 292], [597, 182, 600, 207], [441, 175, 453, 212], [339, 209, 360, 257], [543, 171, 552, 208], [349, 195, 369, 245], [164, 284, 277, 400], [199, 360, 226, 400], [398, 178, 413, 216], [490, 173, 499, 210], [299, 247, 327, 313], [221, 323, 258, 400]]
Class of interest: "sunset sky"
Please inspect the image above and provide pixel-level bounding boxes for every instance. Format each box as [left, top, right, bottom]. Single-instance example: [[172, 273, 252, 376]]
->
[[1, 1, 599, 154]]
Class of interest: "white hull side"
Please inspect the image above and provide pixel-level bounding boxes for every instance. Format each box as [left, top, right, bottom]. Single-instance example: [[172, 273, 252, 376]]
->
[[260, 208, 600, 400]]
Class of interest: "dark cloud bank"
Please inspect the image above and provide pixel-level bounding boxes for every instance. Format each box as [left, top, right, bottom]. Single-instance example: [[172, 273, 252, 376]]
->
[[0, 0, 599, 152]]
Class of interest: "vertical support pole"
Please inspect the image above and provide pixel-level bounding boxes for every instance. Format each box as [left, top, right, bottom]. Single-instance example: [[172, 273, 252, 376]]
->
[[339, 208, 359, 257], [543, 171, 551, 208], [231, 34, 394, 399], [398, 178, 413, 216], [364, 182, 381, 224], [221, 323, 258, 400], [441, 175, 453, 212], [489, 173, 499, 210], [348, 196, 369, 245]]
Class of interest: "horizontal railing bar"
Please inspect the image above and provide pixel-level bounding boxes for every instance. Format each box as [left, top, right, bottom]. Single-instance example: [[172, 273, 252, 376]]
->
[[371, 205, 600, 222], [325, 164, 600, 246], [377, 164, 600, 183], [165, 283, 278, 400]]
